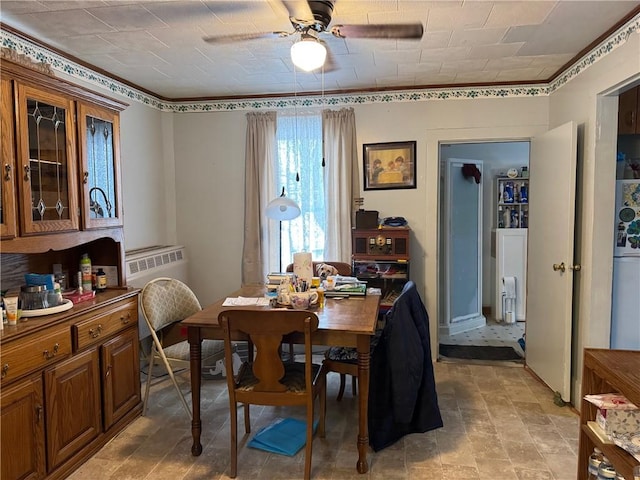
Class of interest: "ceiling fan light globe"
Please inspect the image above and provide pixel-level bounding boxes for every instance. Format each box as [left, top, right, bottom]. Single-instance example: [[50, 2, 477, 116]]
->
[[290, 39, 327, 71]]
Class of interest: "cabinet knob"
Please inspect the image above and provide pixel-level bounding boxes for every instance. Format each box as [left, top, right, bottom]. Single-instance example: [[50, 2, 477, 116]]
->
[[43, 343, 59, 360], [23, 164, 30, 181], [83, 171, 89, 184], [36, 405, 43, 423], [1, 363, 8, 379], [120, 313, 131, 324], [4, 163, 11, 181], [89, 325, 103, 338]]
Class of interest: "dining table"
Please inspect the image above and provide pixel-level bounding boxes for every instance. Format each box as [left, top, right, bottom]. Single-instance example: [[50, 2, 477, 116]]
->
[[182, 284, 380, 474]]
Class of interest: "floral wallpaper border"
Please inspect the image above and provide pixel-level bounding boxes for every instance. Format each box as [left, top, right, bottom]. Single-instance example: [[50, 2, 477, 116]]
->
[[1, 13, 638, 113]]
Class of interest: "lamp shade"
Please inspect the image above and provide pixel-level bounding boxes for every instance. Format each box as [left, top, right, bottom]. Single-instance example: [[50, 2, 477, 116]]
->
[[266, 188, 301, 221], [290, 37, 327, 72]]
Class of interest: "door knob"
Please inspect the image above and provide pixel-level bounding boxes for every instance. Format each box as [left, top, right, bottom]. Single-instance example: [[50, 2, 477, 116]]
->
[[553, 262, 581, 273]]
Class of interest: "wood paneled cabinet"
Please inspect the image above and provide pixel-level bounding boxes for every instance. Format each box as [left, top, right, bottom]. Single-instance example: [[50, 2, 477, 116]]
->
[[0, 376, 46, 480], [0, 290, 141, 480], [618, 85, 640, 135], [1, 59, 127, 279]]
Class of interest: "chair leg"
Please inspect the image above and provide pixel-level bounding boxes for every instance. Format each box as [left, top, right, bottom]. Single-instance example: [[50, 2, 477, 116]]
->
[[336, 373, 346, 401], [142, 347, 156, 416], [319, 381, 326, 438], [156, 344, 192, 420], [229, 400, 238, 478], [243, 403, 251, 434], [305, 405, 313, 480]]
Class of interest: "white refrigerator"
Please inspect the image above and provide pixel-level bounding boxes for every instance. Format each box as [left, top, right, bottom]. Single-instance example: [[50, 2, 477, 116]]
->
[[610, 179, 640, 350]]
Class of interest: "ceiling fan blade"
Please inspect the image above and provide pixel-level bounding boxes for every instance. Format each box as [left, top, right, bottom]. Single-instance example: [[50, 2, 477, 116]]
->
[[330, 23, 424, 39], [203, 31, 289, 44]]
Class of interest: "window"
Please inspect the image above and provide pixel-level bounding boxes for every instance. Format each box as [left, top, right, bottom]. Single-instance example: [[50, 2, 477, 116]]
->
[[275, 112, 325, 268]]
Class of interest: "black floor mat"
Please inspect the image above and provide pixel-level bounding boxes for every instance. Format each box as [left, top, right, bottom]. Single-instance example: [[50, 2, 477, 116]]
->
[[439, 344, 523, 361]]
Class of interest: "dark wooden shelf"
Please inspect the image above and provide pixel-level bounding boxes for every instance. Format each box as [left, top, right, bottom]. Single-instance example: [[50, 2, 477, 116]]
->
[[577, 349, 640, 480]]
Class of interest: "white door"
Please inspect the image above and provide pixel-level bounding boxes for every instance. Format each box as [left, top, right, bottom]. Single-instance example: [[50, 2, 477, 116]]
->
[[525, 121, 578, 402]]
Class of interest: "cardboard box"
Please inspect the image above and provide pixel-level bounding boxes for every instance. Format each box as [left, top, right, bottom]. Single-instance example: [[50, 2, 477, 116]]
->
[[596, 408, 640, 435]]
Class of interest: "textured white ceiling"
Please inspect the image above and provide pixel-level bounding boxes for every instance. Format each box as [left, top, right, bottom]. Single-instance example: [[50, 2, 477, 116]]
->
[[1, 0, 638, 100]]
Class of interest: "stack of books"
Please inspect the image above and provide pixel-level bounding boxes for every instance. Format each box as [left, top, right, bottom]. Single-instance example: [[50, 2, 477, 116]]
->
[[324, 278, 367, 297], [266, 272, 294, 291]]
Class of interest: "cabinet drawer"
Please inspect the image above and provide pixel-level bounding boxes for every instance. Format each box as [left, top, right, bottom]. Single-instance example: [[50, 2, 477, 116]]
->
[[72, 299, 137, 351], [1, 327, 71, 386]]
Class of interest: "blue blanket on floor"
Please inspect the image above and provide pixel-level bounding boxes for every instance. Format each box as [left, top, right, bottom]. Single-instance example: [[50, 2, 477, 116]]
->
[[247, 417, 318, 456]]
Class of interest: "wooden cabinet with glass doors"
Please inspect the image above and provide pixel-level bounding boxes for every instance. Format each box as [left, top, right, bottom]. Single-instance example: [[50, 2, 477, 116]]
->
[[1, 57, 128, 284]]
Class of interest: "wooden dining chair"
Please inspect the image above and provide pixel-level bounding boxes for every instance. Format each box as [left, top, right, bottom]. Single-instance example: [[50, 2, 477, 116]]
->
[[219, 309, 327, 480], [284, 261, 353, 363]]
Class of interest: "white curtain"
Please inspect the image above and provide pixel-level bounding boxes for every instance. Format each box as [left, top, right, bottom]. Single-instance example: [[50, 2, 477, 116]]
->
[[242, 111, 278, 285], [322, 107, 359, 262]]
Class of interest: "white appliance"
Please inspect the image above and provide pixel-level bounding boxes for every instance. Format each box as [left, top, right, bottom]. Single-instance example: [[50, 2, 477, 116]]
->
[[610, 180, 640, 349], [125, 245, 189, 340]]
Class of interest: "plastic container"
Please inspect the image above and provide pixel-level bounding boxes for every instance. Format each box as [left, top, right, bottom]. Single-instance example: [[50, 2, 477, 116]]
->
[[597, 457, 617, 479], [20, 285, 49, 311], [588, 447, 603, 479]]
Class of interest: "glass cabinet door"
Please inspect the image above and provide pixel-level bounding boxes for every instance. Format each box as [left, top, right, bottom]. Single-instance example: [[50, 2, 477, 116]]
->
[[1, 78, 17, 239], [77, 103, 122, 229], [16, 84, 78, 234]]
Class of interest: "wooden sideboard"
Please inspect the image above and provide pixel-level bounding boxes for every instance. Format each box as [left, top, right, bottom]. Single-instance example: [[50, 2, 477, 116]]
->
[[1, 54, 141, 480], [1, 289, 141, 480]]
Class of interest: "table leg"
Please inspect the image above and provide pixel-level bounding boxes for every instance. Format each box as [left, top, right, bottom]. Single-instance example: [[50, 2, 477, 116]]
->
[[356, 334, 370, 474], [189, 327, 203, 456]]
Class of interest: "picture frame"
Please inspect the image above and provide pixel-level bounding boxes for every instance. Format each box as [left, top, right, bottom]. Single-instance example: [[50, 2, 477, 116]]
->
[[363, 141, 416, 190]]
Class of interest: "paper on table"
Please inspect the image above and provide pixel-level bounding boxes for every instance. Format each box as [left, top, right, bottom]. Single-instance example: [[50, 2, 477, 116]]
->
[[222, 297, 271, 307]]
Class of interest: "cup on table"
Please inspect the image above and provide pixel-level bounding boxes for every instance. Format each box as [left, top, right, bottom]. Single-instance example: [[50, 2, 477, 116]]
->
[[324, 276, 335, 290], [289, 290, 319, 310], [311, 276, 321, 288], [316, 287, 325, 308]]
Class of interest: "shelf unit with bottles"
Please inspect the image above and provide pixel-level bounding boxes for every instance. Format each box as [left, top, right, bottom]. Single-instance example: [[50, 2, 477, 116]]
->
[[496, 176, 529, 229]]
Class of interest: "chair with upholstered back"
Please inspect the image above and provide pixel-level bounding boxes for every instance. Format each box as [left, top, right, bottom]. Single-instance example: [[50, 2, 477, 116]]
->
[[140, 277, 224, 419], [285, 261, 352, 278], [219, 308, 326, 480]]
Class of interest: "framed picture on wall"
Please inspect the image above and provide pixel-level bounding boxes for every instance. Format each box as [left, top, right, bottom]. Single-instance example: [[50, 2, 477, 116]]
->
[[363, 141, 416, 190]]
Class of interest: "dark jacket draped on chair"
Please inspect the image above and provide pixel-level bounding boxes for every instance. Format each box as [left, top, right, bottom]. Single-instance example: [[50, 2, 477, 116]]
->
[[368, 281, 443, 451]]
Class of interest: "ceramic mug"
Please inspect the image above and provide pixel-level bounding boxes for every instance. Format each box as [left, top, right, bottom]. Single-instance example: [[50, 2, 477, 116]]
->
[[289, 290, 319, 310]]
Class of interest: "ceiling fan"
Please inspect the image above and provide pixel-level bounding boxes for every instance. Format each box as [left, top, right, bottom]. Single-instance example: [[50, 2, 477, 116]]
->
[[202, 0, 424, 72]]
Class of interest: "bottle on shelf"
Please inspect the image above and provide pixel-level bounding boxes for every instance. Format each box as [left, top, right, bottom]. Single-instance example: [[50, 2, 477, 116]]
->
[[498, 206, 505, 228], [96, 268, 107, 292], [596, 456, 617, 479], [587, 447, 603, 479], [80, 253, 93, 292]]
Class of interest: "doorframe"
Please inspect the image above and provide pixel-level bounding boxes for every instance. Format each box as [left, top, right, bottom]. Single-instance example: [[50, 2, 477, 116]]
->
[[425, 126, 547, 362]]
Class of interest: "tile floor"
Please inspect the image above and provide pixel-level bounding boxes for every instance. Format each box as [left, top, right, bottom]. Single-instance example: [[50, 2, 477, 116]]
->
[[439, 318, 526, 358], [68, 359, 579, 480]]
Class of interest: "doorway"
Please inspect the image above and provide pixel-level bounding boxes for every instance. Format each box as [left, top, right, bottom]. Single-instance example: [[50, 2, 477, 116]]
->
[[438, 141, 530, 363]]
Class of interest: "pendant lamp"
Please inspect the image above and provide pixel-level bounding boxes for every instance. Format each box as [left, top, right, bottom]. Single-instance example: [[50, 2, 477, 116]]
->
[[266, 187, 301, 221]]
